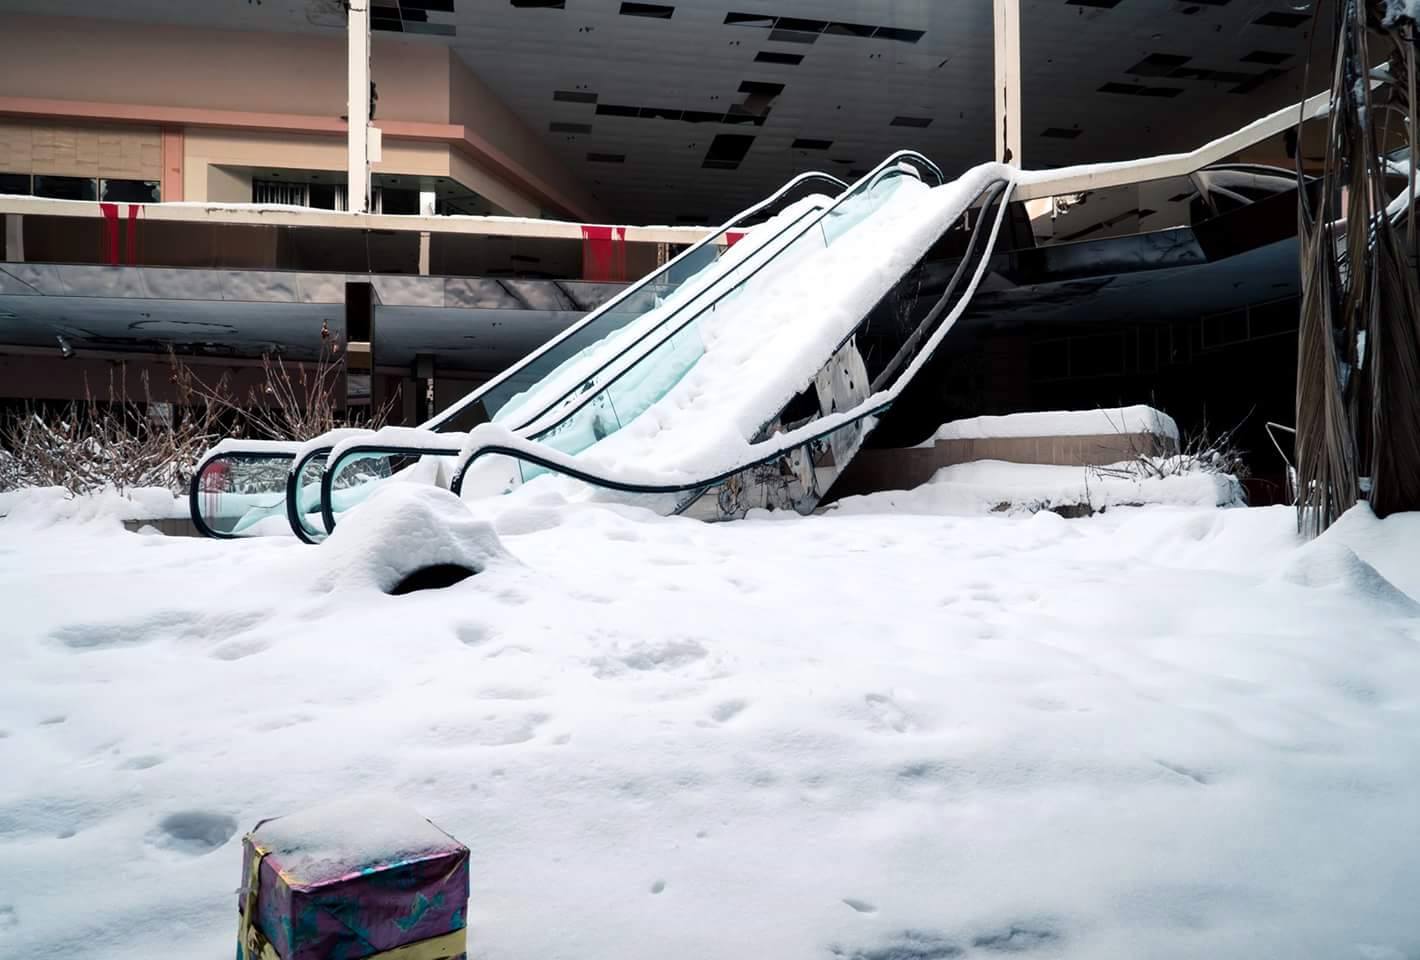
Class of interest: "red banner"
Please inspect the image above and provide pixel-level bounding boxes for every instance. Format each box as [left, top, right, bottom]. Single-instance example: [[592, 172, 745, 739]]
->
[[581, 225, 627, 282], [99, 202, 120, 264]]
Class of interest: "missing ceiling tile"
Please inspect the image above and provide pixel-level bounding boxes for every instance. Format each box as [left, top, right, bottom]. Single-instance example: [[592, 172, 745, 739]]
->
[[620, 2, 674, 18], [1253, 10, 1309, 27], [1242, 49, 1290, 64], [702, 133, 756, 170]]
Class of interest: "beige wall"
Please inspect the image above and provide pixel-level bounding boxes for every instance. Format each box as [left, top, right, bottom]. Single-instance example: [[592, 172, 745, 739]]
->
[[0, 14, 602, 219], [184, 129, 458, 204], [449, 149, 537, 218], [0, 119, 161, 181], [205, 165, 252, 204], [0, 15, 450, 125], [447, 56, 600, 219]]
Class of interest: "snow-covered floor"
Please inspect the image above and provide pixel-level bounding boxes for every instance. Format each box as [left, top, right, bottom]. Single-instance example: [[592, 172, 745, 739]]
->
[[1, 492, 1419, 960]]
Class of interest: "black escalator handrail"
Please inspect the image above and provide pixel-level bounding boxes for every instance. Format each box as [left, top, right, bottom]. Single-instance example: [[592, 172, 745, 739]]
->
[[188, 448, 299, 541], [870, 179, 1011, 393], [285, 173, 850, 542], [421, 170, 851, 433], [285, 457, 318, 544], [317, 151, 945, 535], [322, 174, 1011, 531], [300, 189, 844, 540], [195, 170, 848, 542], [319, 443, 461, 534], [440, 176, 1012, 506], [475, 150, 947, 445]]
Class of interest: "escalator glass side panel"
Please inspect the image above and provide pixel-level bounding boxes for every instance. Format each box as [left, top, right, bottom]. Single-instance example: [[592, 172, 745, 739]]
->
[[464, 182, 846, 433], [480, 247, 717, 426], [316, 196, 843, 531], [292, 452, 330, 541], [321, 450, 456, 531], [191, 453, 294, 538], [513, 166, 921, 469]]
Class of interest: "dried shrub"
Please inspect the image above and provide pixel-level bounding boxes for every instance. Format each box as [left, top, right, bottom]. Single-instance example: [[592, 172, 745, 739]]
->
[[0, 368, 219, 496], [1, 326, 396, 498], [1090, 412, 1251, 492]]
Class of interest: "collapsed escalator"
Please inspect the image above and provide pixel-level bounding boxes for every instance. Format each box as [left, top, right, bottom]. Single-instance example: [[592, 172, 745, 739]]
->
[[316, 164, 1015, 527], [190, 168, 858, 539]]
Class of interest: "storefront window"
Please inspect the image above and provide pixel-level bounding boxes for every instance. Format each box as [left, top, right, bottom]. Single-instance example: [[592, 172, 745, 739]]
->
[[100, 179, 161, 203], [33, 176, 98, 201], [0, 173, 31, 195]]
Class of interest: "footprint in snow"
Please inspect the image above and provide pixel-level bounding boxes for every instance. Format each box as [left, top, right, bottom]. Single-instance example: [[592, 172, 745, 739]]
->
[[710, 699, 748, 723], [211, 636, 271, 661], [863, 693, 915, 734], [476, 686, 545, 701], [149, 811, 238, 855], [119, 754, 164, 771], [455, 622, 493, 647]]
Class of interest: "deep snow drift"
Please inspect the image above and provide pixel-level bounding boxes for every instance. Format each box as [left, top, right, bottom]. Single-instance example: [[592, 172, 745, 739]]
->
[[1, 492, 1418, 960]]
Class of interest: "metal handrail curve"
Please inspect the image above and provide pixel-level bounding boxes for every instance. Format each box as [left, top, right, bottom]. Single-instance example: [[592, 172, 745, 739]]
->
[[190, 169, 848, 541], [321, 172, 1008, 533], [318, 151, 948, 532]]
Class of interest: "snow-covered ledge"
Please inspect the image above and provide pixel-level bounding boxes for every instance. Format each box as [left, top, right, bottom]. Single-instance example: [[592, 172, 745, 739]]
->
[[830, 406, 1180, 499]]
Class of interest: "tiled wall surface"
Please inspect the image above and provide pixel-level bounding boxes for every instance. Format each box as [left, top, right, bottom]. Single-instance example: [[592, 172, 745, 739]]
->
[[832, 432, 1180, 499], [0, 120, 162, 180]]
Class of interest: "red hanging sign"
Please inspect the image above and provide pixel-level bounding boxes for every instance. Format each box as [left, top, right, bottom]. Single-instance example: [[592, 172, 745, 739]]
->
[[99, 202, 120, 264], [581, 225, 627, 282]]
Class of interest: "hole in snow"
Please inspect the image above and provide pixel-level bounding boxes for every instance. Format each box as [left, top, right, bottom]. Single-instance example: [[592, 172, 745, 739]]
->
[[152, 811, 237, 855], [389, 564, 477, 595]]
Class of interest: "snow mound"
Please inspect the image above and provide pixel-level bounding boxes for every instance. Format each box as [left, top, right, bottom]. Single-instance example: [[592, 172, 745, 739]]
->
[[3, 502, 1420, 960], [0, 486, 186, 530], [1282, 524, 1420, 612], [309, 484, 513, 594], [924, 404, 1180, 445], [831, 459, 1239, 517], [1306, 502, 1420, 602], [250, 794, 461, 885]]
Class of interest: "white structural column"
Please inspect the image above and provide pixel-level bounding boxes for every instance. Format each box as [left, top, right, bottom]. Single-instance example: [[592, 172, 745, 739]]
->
[[347, 1, 372, 214], [418, 191, 436, 275], [3, 214, 22, 262], [992, 0, 1022, 167]]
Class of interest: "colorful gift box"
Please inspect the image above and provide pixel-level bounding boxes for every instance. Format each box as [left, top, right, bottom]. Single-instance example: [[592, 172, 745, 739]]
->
[[237, 798, 469, 960]]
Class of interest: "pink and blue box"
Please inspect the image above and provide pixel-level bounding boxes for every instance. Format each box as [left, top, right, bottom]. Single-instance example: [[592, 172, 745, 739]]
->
[[236, 801, 470, 960]]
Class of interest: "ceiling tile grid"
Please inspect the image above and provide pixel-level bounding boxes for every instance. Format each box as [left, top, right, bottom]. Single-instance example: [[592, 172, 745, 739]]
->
[[0, 0, 1322, 221]]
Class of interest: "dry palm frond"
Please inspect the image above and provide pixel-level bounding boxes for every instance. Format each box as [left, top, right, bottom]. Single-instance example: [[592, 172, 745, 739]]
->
[[1296, 0, 1420, 534]]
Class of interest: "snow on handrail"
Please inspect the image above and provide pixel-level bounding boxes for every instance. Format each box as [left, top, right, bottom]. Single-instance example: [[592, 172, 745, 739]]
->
[[442, 169, 1017, 495], [1013, 90, 1331, 201], [421, 169, 849, 432], [0, 194, 719, 246]]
